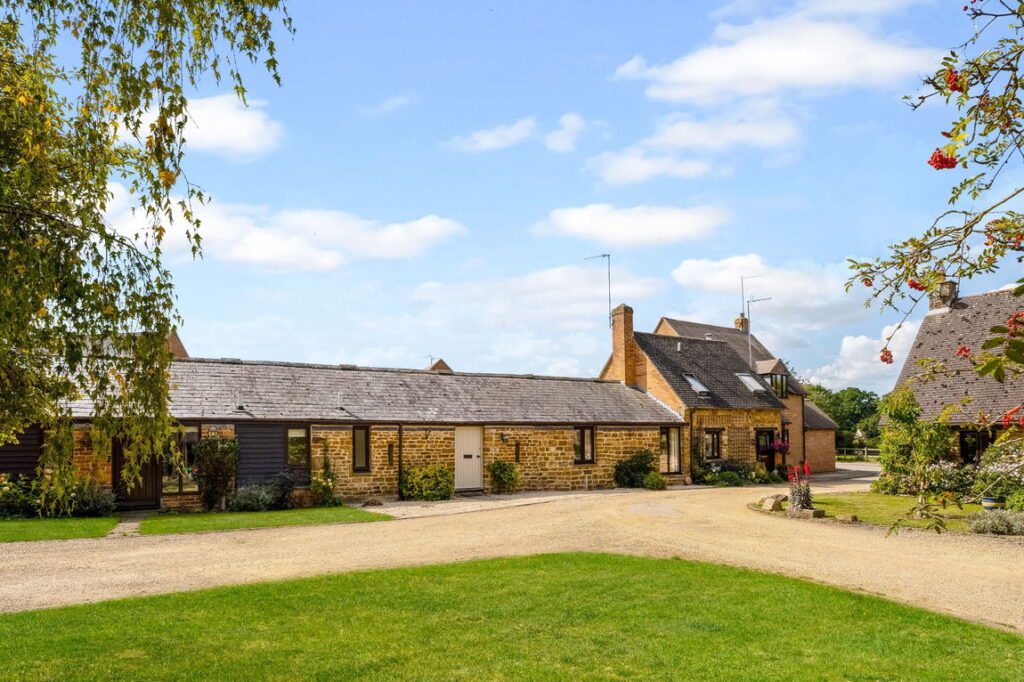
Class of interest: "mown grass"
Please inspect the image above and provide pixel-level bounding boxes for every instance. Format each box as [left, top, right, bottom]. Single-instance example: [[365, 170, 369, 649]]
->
[[1, 553, 1020, 681], [814, 492, 982, 531], [0, 516, 120, 543], [139, 505, 391, 535]]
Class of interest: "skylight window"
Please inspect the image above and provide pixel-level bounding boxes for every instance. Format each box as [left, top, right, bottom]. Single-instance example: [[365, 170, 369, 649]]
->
[[683, 374, 710, 395], [737, 373, 767, 393]]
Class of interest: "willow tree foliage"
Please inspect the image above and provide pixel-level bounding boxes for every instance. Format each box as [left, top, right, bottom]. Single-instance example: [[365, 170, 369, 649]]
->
[[0, 1, 290, 512], [848, 1, 1024, 401]]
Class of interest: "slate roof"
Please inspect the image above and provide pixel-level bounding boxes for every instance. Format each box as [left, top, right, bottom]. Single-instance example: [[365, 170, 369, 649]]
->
[[804, 401, 839, 431], [632, 332, 785, 411], [71, 358, 682, 424], [895, 289, 1024, 425], [657, 318, 806, 395]]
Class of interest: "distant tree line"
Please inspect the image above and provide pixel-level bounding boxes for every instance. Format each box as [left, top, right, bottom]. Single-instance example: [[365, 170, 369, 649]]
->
[[804, 385, 881, 449]]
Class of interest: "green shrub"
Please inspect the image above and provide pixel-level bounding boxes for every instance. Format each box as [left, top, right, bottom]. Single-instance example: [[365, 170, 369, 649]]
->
[[310, 444, 338, 507], [400, 464, 454, 501], [614, 450, 657, 488], [487, 460, 520, 493], [0, 474, 39, 518], [268, 470, 295, 510], [870, 475, 905, 496], [972, 439, 1024, 499], [1005, 489, 1024, 512], [69, 481, 115, 517], [228, 484, 273, 512], [709, 471, 744, 487], [967, 510, 1024, 535], [642, 471, 667, 490], [193, 437, 239, 510]]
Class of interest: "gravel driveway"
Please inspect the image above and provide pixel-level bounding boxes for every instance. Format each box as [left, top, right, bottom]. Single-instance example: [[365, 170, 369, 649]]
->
[[1, 469, 1021, 632]]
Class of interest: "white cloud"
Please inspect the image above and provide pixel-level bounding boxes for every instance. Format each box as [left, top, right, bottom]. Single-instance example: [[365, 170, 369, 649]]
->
[[796, 0, 933, 17], [802, 320, 920, 392], [534, 204, 728, 246], [615, 16, 937, 104], [360, 94, 414, 117], [181, 94, 284, 158], [586, 148, 714, 185], [544, 113, 588, 152], [107, 183, 464, 273], [670, 253, 864, 328], [447, 117, 538, 152], [413, 264, 663, 332], [644, 100, 799, 151]]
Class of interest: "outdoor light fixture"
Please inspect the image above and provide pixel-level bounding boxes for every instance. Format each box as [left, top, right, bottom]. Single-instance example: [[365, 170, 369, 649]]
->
[[500, 432, 509, 443]]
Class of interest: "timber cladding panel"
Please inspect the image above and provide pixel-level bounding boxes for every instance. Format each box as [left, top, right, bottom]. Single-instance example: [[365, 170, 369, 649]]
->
[[691, 408, 782, 462], [482, 426, 662, 492]]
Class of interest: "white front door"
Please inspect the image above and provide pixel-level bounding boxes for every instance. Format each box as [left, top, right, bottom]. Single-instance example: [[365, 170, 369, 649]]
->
[[454, 427, 484, 490]]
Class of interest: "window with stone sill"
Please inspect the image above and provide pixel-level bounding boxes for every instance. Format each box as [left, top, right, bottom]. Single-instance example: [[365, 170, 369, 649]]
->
[[352, 426, 370, 472], [703, 430, 722, 460], [573, 426, 595, 464]]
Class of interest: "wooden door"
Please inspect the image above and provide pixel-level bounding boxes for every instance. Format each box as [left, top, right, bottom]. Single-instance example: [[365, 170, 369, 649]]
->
[[454, 427, 483, 491], [112, 440, 160, 509], [755, 430, 776, 472]]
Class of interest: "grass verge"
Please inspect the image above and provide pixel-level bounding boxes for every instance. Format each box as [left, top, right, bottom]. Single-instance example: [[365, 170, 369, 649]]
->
[[1, 553, 1020, 681], [814, 492, 982, 531], [139, 505, 391, 535], [0, 516, 120, 543]]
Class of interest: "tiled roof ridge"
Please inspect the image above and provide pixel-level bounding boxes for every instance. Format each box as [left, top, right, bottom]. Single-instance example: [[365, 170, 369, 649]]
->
[[172, 356, 617, 384], [634, 331, 730, 345]]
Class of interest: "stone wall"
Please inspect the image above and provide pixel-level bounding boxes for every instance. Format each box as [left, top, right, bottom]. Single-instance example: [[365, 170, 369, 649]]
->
[[690, 408, 782, 463], [804, 430, 837, 473], [780, 395, 805, 464], [481, 426, 662, 492]]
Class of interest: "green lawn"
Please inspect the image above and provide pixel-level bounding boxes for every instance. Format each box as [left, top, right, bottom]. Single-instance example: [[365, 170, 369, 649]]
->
[[139, 505, 391, 535], [1, 554, 1020, 681], [814, 492, 983, 531], [0, 516, 120, 543]]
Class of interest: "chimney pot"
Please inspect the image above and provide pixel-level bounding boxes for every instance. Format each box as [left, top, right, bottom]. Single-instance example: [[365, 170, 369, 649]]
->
[[677, 341, 682, 351], [929, 279, 959, 310], [705, 333, 713, 341], [734, 313, 750, 333]]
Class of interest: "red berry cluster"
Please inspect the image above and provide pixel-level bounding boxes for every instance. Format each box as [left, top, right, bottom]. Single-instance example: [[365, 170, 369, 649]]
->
[[955, 345, 971, 358], [1001, 406, 1022, 429], [879, 349, 894, 365], [1007, 312, 1024, 335], [862, 277, 873, 287], [945, 69, 963, 93], [928, 148, 958, 169], [906, 279, 926, 291]]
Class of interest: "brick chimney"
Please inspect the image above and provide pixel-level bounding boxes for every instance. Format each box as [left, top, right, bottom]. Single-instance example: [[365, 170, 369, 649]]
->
[[734, 313, 749, 333], [608, 304, 638, 387], [929, 279, 959, 310]]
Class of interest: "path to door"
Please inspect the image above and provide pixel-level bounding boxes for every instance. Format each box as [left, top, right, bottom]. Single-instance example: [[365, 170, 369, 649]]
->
[[1, 468, 1021, 632]]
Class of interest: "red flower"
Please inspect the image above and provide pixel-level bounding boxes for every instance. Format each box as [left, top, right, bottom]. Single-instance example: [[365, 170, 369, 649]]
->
[[927, 148, 958, 170], [786, 466, 795, 482], [803, 461, 811, 476], [907, 279, 926, 291], [880, 349, 894, 364], [945, 69, 963, 93], [955, 345, 971, 358]]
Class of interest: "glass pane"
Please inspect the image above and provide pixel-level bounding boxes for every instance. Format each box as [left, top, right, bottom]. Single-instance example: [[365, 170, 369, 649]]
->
[[668, 428, 680, 473], [585, 429, 593, 461], [659, 430, 669, 473], [287, 428, 308, 467], [353, 428, 368, 469], [573, 429, 582, 460]]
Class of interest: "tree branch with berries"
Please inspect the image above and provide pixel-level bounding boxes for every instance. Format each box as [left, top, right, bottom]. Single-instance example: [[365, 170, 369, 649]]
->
[[847, 0, 1024, 385]]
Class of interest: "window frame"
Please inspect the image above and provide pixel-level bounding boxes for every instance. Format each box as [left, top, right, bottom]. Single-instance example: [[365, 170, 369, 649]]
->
[[286, 425, 311, 476], [703, 429, 723, 460], [682, 374, 710, 395], [768, 373, 789, 398], [736, 373, 767, 393], [352, 425, 371, 473], [162, 424, 201, 496], [660, 426, 682, 474], [573, 426, 596, 464]]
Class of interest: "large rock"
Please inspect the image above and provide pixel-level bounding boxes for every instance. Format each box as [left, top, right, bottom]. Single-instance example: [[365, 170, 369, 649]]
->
[[788, 508, 825, 519], [761, 498, 784, 512]]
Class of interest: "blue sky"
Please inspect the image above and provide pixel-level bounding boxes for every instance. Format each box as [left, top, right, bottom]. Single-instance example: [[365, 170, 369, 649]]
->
[[114, 0, 1024, 393]]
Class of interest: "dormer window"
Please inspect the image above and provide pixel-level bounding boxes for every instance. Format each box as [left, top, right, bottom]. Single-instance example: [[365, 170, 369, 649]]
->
[[683, 374, 710, 395], [736, 373, 767, 393], [766, 373, 789, 398]]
